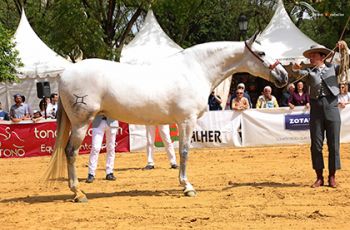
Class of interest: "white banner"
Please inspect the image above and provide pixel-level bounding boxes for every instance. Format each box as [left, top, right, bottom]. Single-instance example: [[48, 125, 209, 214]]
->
[[129, 111, 242, 151], [242, 106, 311, 147], [129, 124, 147, 152], [191, 110, 242, 148], [242, 106, 350, 147], [340, 106, 350, 143]]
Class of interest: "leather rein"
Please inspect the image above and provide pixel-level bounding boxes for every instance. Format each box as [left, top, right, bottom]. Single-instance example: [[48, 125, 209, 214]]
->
[[244, 41, 281, 70]]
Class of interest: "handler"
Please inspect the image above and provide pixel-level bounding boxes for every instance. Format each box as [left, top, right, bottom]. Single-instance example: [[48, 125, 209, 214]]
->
[[292, 41, 347, 188], [86, 115, 119, 183]]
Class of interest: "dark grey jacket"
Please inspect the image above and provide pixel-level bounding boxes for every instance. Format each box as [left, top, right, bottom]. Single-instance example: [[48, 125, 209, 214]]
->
[[295, 63, 339, 99]]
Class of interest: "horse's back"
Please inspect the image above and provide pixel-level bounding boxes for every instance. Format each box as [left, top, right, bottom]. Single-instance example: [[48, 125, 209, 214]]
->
[[59, 58, 209, 125]]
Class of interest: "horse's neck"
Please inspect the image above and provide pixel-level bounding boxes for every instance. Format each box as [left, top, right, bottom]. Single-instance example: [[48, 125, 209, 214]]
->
[[185, 42, 246, 90]]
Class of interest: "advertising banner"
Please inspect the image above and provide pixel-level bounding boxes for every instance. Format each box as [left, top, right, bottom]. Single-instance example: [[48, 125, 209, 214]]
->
[[340, 106, 350, 143], [0, 120, 129, 158], [129, 111, 242, 150], [242, 107, 311, 147], [242, 106, 350, 147], [191, 110, 242, 148]]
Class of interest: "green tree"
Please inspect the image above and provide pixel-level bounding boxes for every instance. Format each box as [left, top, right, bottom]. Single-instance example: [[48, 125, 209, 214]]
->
[[153, 0, 278, 48], [32, 0, 152, 61], [0, 22, 22, 82]]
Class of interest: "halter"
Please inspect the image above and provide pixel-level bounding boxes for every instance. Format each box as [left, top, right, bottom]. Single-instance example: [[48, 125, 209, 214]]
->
[[244, 41, 280, 70]]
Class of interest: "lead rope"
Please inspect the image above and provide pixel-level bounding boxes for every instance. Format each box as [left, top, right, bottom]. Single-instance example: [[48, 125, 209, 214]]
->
[[338, 41, 349, 84]]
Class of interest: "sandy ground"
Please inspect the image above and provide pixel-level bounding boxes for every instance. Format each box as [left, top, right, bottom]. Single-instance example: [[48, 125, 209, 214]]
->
[[1, 144, 350, 229]]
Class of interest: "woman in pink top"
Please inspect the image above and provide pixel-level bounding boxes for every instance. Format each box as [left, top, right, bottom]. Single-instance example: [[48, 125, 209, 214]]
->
[[288, 81, 310, 109], [231, 89, 250, 111]]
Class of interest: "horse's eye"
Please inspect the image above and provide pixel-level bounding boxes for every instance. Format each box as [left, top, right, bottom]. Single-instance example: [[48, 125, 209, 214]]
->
[[257, 51, 265, 56]]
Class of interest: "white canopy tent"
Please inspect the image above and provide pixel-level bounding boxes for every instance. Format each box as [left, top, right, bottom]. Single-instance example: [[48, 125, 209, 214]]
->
[[120, 10, 183, 64], [257, 0, 320, 65], [0, 10, 71, 111]]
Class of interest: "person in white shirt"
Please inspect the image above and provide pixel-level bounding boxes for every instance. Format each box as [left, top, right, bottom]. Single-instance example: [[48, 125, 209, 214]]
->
[[338, 83, 350, 108], [86, 115, 119, 183], [144, 125, 178, 170], [50, 93, 59, 118]]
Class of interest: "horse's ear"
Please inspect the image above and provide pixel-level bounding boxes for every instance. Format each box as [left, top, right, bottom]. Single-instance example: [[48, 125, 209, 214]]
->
[[246, 31, 260, 47]]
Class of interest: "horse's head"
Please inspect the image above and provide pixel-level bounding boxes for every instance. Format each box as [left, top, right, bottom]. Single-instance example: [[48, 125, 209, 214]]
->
[[243, 32, 288, 88]]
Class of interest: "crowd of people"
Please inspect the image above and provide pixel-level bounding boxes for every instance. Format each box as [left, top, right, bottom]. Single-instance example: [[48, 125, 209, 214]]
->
[[208, 80, 350, 111], [0, 93, 59, 123]]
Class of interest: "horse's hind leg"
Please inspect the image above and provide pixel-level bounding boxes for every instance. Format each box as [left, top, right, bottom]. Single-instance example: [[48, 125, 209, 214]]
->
[[66, 123, 90, 202]]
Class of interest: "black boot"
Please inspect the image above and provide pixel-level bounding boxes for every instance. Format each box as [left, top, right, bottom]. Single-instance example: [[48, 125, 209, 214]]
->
[[311, 169, 324, 188], [328, 170, 336, 188]]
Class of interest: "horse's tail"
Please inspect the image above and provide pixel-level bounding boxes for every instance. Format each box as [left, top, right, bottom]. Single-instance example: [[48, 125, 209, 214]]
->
[[43, 98, 70, 182]]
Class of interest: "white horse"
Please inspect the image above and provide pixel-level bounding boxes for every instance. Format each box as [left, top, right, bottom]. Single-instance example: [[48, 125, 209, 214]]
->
[[44, 33, 288, 202]]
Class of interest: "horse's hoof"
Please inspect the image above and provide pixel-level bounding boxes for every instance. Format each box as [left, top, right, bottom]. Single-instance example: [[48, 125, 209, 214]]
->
[[73, 196, 88, 203], [184, 190, 196, 197]]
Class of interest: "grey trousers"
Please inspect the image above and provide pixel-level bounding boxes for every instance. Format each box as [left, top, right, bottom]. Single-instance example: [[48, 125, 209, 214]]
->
[[310, 95, 341, 172]]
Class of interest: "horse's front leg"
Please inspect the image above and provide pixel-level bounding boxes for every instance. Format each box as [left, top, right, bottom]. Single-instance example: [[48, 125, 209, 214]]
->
[[178, 118, 196, 197], [65, 125, 89, 202]]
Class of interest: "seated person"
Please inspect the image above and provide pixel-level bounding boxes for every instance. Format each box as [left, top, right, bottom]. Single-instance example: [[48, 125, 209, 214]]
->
[[32, 110, 43, 123], [50, 93, 59, 118], [338, 83, 350, 108], [0, 101, 10, 121], [288, 81, 310, 109], [230, 83, 252, 108], [208, 91, 222, 110], [10, 94, 32, 122], [231, 89, 250, 111], [256, 86, 279, 108], [280, 83, 295, 107], [39, 97, 54, 118]]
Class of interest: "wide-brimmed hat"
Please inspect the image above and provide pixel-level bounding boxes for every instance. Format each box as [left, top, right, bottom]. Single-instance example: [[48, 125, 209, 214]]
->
[[303, 44, 333, 59]]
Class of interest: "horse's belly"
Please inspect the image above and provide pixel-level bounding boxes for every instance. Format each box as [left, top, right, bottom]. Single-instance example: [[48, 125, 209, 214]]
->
[[104, 110, 176, 125]]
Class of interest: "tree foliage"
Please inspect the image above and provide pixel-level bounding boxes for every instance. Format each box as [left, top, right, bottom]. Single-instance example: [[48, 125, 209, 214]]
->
[[296, 0, 350, 49], [0, 0, 348, 65], [0, 22, 22, 82]]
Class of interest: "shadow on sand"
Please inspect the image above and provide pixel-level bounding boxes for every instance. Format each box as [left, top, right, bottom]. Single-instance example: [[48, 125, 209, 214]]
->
[[0, 189, 180, 204], [0, 187, 214, 204], [222, 181, 306, 191]]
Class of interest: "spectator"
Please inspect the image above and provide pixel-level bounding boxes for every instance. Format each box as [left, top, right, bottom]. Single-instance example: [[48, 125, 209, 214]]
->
[[230, 83, 252, 108], [50, 93, 59, 118], [338, 83, 350, 108], [208, 91, 222, 110], [39, 97, 54, 118], [256, 86, 279, 108], [0, 101, 10, 121], [288, 81, 310, 109], [31, 110, 43, 123], [231, 88, 250, 111], [144, 125, 178, 170], [247, 84, 259, 108], [280, 83, 295, 107], [10, 94, 32, 122]]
